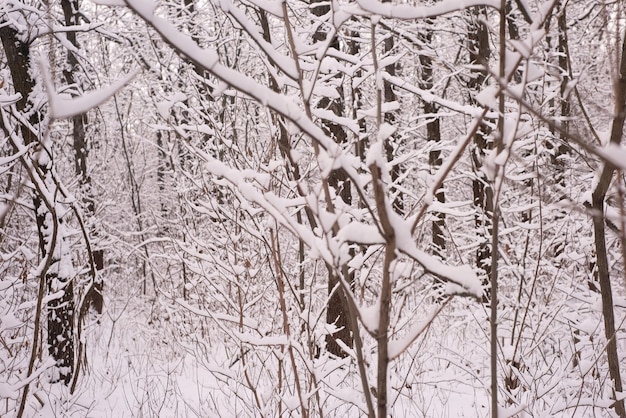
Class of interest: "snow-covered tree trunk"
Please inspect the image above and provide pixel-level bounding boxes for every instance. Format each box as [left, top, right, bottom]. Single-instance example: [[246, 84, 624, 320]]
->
[[0, 22, 75, 386]]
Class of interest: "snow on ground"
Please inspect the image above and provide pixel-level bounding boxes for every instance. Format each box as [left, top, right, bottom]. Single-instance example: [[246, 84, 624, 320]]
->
[[14, 286, 618, 417], [15, 295, 492, 417], [19, 295, 226, 417]]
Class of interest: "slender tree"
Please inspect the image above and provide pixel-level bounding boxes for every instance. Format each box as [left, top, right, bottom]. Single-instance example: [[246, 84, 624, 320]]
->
[[61, 0, 103, 314], [467, 7, 493, 302], [419, 21, 445, 259], [310, 0, 355, 357], [591, 18, 626, 418]]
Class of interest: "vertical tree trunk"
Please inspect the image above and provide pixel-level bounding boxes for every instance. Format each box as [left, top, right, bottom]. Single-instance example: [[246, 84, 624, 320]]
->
[[418, 22, 446, 303], [467, 8, 493, 302], [419, 23, 445, 258], [350, 30, 368, 164], [555, 2, 571, 190], [382, 12, 403, 214], [61, 0, 103, 314], [309, 0, 355, 357], [543, 1, 570, 193], [0, 24, 75, 385]]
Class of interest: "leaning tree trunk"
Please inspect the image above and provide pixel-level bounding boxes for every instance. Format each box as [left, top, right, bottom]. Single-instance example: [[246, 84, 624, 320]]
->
[[591, 23, 626, 418]]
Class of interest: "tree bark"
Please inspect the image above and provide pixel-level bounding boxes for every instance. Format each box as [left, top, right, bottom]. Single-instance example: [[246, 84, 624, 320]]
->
[[309, 0, 355, 357], [419, 23, 445, 259], [591, 21, 626, 418], [61, 0, 104, 315], [467, 7, 493, 303], [0, 23, 75, 385]]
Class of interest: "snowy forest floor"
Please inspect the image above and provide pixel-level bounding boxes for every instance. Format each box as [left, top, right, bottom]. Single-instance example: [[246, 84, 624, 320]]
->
[[21, 278, 623, 418], [24, 293, 493, 417]]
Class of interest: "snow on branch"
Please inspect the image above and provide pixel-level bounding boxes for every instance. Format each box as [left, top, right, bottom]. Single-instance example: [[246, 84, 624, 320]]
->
[[123, 0, 367, 194], [383, 73, 498, 119], [392, 212, 483, 298], [0, 94, 21, 108], [218, 0, 299, 80], [32, 22, 106, 40], [91, 0, 126, 5], [244, 0, 283, 17], [176, 298, 259, 329], [347, 0, 500, 20], [45, 68, 139, 119], [193, 146, 336, 266], [596, 144, 626, 170], [400, 243, 483, 299]]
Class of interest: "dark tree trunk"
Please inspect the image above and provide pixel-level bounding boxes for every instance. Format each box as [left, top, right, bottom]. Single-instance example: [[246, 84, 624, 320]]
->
[[555, 2, 571, 187], [382, 14, 403, 215], [0, 24, 75, 384], [350, 31, 368, 164], [419, 24, 445, 258], [310, 0, 354, 357], [590, 22, 626, 418], [467, 8, 493, 302], [61, 0, 104, 315]]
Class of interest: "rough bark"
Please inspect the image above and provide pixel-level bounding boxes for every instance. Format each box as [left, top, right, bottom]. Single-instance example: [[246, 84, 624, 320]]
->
[[419, 24, 445, 258], [310, 0, 354, 357], [0, 23, 75, 385], [467, 7, 493, 302]]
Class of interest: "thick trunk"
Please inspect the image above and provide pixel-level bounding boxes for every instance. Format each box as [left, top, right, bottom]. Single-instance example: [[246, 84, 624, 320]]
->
[[0, 24, 75, 384]]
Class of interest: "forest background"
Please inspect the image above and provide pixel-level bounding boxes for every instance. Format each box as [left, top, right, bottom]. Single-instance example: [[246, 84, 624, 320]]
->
[[2, 0, 626, 416]]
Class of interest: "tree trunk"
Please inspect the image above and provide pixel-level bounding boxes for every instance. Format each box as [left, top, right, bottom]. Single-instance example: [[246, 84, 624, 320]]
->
[[61, 0, 104, 315], [382, 12, 403, 215], [590, 22, 626, 418], [310, 0, 355, 357], [0, 23, 75, 384], [467, 7, 493, 302], [419, 24, 445, 258]]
